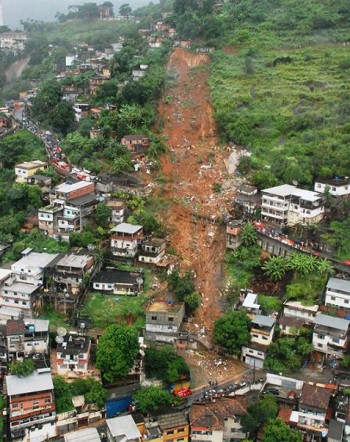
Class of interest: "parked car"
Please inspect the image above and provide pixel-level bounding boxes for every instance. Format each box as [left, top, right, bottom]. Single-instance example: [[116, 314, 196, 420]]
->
[[264, 387, 280, 396]]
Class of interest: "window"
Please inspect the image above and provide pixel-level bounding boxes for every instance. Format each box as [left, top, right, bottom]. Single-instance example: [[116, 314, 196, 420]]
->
[[262, 336, 268, 340], [178, 428, 185, 433], [345, 300, 349, 304], [331, 296, 336, 301], [12, 404, 19, 408], [151, 316, 157, 320], [318, 334, 325, 339], [167, 431, 174, 435], [168, 317, 174, 322]]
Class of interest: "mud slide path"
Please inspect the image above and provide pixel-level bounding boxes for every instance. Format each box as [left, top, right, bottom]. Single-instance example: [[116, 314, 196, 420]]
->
[[156, 48, 230, 340]]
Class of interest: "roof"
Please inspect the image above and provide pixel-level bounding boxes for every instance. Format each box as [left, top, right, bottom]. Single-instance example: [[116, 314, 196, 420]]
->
[[57, 334, 91, 356], [64, 428, 101, 442], [299, 383, 334, 409], [111, 223, 143, 234], [238, 184, 258, 195], [106, 415, 141, 440], [328, 419, 344, 440], [326, 277, 350, 294], [24, 319, 49, 333], [190, 397, 247, 431], [262, 184, 322, 202], [242, 342, 268, 353], [15, 160, 47, 170], [122, 134, 149, 141], [4, 281, 39, 294], [314, 313, 350, 332], [252, 314, 275, 328], [12, 251, 59, 270], [30, 174, 51, 181], [92, 269, 141, 285], [6, 319, 24, 335], [279, 315, 306, 328], [284, 301, 319, 313], [55, 181, 92, 194], [6, 371, 53, 396], [156, 411, 188, 431], [278, 408, 293, 424], [147, 301, 184, 313], [66, 193, 97, 207], [315, 178, 350, 187], [242, 293, 260, 309], [142, 238, 166, 247], [56, 253, 92, 269], [0, 268, 11, 281]]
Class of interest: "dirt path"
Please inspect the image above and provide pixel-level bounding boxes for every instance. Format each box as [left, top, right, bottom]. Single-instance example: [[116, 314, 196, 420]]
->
[[155, 49, 235, 341]]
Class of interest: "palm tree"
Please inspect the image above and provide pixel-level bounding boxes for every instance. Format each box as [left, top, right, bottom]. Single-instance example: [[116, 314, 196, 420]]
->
[[316, 258, 334, 275], [262, 256, 290, 282], [240, 221, 258, 247], [289, 252, 317, 276]]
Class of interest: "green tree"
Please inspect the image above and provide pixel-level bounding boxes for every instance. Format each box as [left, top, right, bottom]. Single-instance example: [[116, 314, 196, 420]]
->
[[96, 325, 139, 382], [240, 221, 257, 246], [10, 359, 35, 376], [262, 418, 302, 442], [96, 202, 112, 227], [289, 252, 318, 276], [144, 347, 189, 384], [258, 295, 282, 314], [168, 270, 196, 302], [184, 292, 201, 315], [119, 3, 132, 17], [53, 376, 73, 413], [214, 310, 251, 355], [265, 335, 312, 373], [262, 256, 290, 281], [322, 218, 350, 259], [133, 386, 173, 412], [241, 394, 278, 435]]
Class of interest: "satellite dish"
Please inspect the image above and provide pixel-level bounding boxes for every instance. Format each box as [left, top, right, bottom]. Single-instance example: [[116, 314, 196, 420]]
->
[[57, 327, 67, 337], [312, 200, 320, 207], [292, 180, 298, 186], [55, 336, 64, 344], [80, 323, 86, 329], [136, 277, 144, 285]]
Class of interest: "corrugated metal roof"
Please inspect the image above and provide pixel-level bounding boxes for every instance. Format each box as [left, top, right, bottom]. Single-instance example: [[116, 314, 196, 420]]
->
[[6, 371, 53, 396]]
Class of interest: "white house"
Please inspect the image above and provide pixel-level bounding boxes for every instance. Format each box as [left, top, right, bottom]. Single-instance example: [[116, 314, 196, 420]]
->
[[110, 223, 143, 258], [250, 315, 275, 346], [261, 184, 324, 226], [138, 238, 166, 264], [241, 342, 268, 369], [0, 280, 40, 317], [106, 415, 141, 442], [325, 277, 350, 311], [11, 248, 59, 286], [313, 314, 350, 359], [283, 301, 319, 324], [314, 178, 350, 197]]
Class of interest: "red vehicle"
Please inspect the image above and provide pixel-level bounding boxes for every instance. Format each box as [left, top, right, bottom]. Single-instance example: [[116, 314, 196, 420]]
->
[[344, 260, 350, 266], [173, 387, 192, 398]]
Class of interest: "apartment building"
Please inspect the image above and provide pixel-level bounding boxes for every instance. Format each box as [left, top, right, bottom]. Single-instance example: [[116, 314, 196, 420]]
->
[[313, 314, 350, 359], [261, 184, 324, 226], [325, 277, 350, 312], [56, 333, 91, 375], [110, 223, 143, 259], [314, 177, 350, 197], [6, 370, 56, 440], [144, 301, 185, 345]]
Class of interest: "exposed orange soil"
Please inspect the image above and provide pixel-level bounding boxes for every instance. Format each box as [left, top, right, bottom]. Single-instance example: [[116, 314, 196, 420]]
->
[[155, 49, 234, 340]]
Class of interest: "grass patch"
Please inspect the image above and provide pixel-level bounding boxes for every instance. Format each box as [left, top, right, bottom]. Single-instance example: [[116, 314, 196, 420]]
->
[[39, 307, 68, 332], [82, 292, 147, 329]]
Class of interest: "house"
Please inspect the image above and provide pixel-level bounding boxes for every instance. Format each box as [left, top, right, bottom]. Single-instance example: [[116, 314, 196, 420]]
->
[[6, 318, 49, 361], [261, 373, 304, 406], [132, 65, 148, 82], [64, 427, 101, 442], [91, 269, 143, 296], [226, 222, 242, 250], [144, 300, 185, 345], [190, 397, 248, 442], [234, 184, 261, 215], [325, 277, 350, 312], [106, 199, 125, 223], [106, 414, 141, 442], [241, 342, 267, 369], [0, 279, 40, 317], [314, 177, 350, 197], [297, 383, 336, 437], [283, 301, 318, 324], [110, 223, 144, 259], [261, 184, 324, 226], [105, 382, 141, 418], [73, 103, 90, 121], [313, 314, 350, 359], [156, 411, 189, 442], [15, 160, 47, 183], [138, 238, 166, 264], [49, 181, 95, 204], [99, 3, 114, 19], [240, 291, 261, 315], [11, 248, 59, 286], [26, 174, 52, 193], [89, 75, 109, 95], [53, 250, 96, 295], [121, 134, 150, 154], [56, 333, 91, 375], [250, 315, 275, 346], [279, 315, 306, 335], [38, 204, 64, 237], [6, 370, 56, 440]]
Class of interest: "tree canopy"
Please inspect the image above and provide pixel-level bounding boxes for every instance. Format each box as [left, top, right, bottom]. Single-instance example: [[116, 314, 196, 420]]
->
[[214, 310, 251, 355], [144, 346, 190, 384], [133, 386, 173, 412], [262, 418, 302, 442], [96, 324, 140, 382]]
